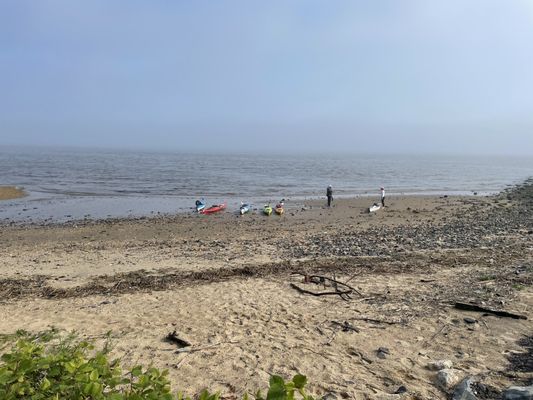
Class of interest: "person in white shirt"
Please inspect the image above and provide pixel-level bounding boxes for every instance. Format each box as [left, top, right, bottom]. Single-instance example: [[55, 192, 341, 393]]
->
[[381, 187, 385, 207]]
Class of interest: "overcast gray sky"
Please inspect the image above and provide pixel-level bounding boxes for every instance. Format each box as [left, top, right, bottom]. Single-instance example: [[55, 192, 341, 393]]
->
[[1, 1, 533, 154]]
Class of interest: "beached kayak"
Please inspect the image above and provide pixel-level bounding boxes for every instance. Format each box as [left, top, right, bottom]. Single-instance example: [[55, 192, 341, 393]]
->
[[195, 199, 206, 212], [240, 203, 251, 215], [275, 202, 284, 215], [369, 203, 381, 212], [263, 204, 272, 216], [200, 202, 227, 214]]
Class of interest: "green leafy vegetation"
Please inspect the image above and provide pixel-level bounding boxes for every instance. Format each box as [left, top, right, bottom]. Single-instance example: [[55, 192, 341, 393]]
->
[[0, 329, 314, 400]]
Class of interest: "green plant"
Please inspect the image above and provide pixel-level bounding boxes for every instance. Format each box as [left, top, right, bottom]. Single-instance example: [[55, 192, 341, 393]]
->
[[259, 375, 314, 400], [0, 330, 313, 400]]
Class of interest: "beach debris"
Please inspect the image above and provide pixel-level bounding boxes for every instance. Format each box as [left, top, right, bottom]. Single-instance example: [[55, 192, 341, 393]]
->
[[175, 340, 239, 354], [463, 317, 477, 324], [454, 302, 527, 320], [290, 283, 352, 299], [291, 273, 363, 300], [351, 316, 400, 326], [165, 331, 191, 348], [331, 320, 359, 333]]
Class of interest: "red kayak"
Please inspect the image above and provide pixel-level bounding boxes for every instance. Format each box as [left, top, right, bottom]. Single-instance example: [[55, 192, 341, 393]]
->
[[200, 202, 227, 215]]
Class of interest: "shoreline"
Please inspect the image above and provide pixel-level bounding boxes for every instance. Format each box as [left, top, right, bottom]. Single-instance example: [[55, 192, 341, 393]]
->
[[0, 180, 531, 398], [0, 191, 495, 228]]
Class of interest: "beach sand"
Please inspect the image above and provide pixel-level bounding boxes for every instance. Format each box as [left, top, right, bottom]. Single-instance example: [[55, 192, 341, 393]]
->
[[0, 190, 531, 398], [0, 186, 26, 200]]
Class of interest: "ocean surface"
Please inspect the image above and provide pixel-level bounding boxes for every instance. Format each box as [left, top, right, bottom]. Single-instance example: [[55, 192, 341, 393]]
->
[[1, 146, 532, 223]]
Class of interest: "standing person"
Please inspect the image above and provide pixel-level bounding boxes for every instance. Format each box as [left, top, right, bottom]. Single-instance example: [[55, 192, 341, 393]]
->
[[380, 187, 385, 207], [327, 185, 333, 207]]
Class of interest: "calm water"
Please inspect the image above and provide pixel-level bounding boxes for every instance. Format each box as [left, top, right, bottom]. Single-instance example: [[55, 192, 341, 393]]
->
[[1, 147, 532, 223]]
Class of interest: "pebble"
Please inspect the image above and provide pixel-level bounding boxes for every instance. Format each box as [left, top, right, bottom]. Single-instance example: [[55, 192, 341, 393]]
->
[[376, 347, 390, 359], [394, 385, 407, 394], [436, 368, 462, 391]]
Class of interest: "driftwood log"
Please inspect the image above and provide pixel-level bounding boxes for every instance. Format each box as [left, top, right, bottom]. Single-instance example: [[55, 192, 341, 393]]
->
[[454, 302, 527, 320]]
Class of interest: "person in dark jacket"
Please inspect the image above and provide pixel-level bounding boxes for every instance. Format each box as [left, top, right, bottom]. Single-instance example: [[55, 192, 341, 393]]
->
[[327, 185, 333, 207]]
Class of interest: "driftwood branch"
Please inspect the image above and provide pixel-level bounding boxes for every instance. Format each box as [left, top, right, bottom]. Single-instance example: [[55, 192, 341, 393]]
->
[[293, 273, 363, 298], [308, 275, 363, 297], [290, 283, 351, 297], [350, 317, 400, 325], [454, 302, 527, 320]]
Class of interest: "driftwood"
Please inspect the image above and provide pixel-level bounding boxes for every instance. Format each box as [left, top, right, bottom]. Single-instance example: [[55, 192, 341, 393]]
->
[[165, 331, 192, 348], [290, 283, 351, 298], [454, 302, 527, 320], [309, 275, 363, 297], [293, 273, 363, 299], [351, 317, 400, 325]]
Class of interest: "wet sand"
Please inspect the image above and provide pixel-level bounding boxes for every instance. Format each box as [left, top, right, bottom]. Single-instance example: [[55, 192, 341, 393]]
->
[[0, 186, 531, 398]]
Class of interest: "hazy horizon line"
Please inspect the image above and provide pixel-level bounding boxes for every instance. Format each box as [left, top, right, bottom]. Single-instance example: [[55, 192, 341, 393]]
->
[[1, 143, 532, 158]]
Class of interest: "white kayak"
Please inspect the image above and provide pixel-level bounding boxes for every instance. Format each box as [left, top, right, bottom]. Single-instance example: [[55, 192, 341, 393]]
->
[[369, 203, 381, 212]]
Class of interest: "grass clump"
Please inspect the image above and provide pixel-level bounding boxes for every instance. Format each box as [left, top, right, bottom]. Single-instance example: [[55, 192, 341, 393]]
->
[[0, 329, 314, 400]]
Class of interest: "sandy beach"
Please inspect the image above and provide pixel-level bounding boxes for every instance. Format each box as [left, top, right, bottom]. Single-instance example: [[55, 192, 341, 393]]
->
[[0, 183, 531, 399]]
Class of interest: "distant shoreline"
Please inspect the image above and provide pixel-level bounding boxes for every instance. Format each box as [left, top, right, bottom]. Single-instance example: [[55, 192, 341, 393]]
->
[[0, 186, 26, 201], [0, 177, 530, 226]]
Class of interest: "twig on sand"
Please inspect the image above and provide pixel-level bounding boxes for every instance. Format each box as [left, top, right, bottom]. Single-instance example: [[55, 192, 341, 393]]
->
[[291, 273, 363, 299], [344, 270, 362, 285], [175, 340, 239, 354], [419, 323, 449, 350], [174, 353, 191, 369], [290, 283, 351, 298], [454, 302, 527, 320], [350, 316, 400, 326], [331, 320, 360, 333]]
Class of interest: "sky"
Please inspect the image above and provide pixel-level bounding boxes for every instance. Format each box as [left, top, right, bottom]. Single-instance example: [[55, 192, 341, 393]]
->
[[1, 1, 533, 155]]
